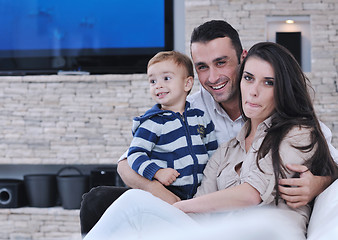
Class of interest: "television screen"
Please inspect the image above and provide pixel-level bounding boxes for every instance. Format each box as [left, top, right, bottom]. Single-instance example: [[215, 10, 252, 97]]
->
[[0, 0, 173, 75]]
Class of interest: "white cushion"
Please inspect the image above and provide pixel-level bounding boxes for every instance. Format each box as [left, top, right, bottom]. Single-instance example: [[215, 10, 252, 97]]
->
[[307, 179, 338, 240]]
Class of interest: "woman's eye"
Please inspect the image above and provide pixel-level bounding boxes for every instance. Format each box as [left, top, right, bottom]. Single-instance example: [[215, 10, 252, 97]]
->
[[265, 80, 274, 86], [243, 75, 253, 81]]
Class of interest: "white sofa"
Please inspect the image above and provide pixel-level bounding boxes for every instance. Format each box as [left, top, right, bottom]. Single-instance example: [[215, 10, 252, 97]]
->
[[84, 180, 338, 240], [128, 179, 338, 240], [307, 179, 338, 239]]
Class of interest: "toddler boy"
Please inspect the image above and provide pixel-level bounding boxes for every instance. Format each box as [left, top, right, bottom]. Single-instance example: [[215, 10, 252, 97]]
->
[[127, 51, 218, 200]]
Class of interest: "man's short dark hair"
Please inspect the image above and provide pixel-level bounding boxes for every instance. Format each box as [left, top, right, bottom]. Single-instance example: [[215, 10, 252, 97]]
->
[[190, 20, 243, 64]]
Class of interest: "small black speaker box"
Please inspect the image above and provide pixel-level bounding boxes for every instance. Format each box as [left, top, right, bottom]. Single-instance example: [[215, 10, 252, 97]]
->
[[90, 167, 116, 188], [0, 179, 27, 208]]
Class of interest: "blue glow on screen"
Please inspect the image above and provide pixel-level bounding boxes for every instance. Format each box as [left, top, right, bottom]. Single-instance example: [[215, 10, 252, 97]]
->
[[0, 0, 165, 51]]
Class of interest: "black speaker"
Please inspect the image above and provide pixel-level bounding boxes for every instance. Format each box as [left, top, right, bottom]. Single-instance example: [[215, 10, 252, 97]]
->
[[90, 167, 116, 188], [276, 32, 302, 66], [0, 179, 27, 208]]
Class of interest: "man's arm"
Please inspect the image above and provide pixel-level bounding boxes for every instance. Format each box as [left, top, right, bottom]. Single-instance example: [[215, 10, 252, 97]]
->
[[278, 122, 337, 208], [117, 159, 181, 204], [279, 164, 332, 208]]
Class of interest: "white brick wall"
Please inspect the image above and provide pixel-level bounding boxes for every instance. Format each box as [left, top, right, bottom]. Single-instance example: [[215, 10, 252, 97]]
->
[[0, 208, 81, 240], [0, 74, 152, 165]]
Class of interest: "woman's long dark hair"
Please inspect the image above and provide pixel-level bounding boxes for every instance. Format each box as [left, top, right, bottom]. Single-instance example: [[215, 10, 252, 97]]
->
[[237, 42, 338, 205]]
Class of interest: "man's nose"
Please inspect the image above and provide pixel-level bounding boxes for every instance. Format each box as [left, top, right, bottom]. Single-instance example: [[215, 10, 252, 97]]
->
[[208, 66, 220, 83]]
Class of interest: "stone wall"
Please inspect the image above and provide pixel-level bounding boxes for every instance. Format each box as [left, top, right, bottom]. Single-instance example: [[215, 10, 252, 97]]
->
[[0, 208, 80, 240], [0, 74, 152, 165]]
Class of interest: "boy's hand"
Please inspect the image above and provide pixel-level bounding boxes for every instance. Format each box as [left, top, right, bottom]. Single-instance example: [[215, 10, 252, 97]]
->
[[154, 168, 180, 186]]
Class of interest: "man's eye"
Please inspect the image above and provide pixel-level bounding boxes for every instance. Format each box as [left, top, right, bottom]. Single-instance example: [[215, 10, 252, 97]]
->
[[216, 61, 226, 66], [197, 65, 207, 71]]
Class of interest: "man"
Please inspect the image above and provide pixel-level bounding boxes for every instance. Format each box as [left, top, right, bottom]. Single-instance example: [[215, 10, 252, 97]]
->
[[80, 20, 337, 235]]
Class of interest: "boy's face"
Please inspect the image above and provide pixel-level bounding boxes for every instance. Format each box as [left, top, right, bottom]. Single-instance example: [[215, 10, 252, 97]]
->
[[147, 60, 193, 113], [191, 37, 243, 108]]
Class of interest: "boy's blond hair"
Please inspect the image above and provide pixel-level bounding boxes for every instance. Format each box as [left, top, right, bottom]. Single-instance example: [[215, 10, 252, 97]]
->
[[147, 51, 194, 79]]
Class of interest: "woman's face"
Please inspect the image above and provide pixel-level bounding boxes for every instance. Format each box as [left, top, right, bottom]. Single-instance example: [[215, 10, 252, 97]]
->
[[240, 57, 275, 125]]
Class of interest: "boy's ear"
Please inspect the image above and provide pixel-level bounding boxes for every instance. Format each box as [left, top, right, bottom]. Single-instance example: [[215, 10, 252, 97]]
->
[[184, 76, 194, 92]]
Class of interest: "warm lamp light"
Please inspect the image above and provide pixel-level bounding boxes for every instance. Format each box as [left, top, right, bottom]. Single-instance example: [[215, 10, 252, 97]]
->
[[286, 19, 295, 24]]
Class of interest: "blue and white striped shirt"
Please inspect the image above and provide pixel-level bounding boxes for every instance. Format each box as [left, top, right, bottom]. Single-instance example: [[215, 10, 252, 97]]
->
[[127, 102, 218, 199]]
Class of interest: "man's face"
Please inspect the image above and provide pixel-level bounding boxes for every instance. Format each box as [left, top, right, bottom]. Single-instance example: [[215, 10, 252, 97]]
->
[[191, 37, 240, 106]]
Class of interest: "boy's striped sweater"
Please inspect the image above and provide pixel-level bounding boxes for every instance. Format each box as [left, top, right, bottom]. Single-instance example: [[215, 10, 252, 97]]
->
[[128, 102, 218, 199]]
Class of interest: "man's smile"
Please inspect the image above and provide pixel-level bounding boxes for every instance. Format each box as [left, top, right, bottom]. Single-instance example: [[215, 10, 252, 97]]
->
[[210, 81, 228, 90]]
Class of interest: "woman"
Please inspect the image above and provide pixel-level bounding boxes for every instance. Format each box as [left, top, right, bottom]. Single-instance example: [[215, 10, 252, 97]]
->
[[84, 42, 337, 239]]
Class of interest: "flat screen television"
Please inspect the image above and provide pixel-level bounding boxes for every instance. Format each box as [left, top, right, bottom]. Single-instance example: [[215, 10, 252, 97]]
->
[[0, 0, 174, 75]]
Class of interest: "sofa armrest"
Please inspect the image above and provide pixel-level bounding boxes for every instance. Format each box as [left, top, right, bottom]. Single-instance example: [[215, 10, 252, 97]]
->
[[307, 179, 338, 240]]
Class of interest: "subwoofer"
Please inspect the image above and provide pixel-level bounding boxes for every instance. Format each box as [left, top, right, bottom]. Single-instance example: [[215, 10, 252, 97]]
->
[[0, 179, 27, 208]]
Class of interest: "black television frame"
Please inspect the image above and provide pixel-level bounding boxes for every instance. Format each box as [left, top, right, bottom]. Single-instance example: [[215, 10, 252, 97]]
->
[[0, 0, 174, 76]]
